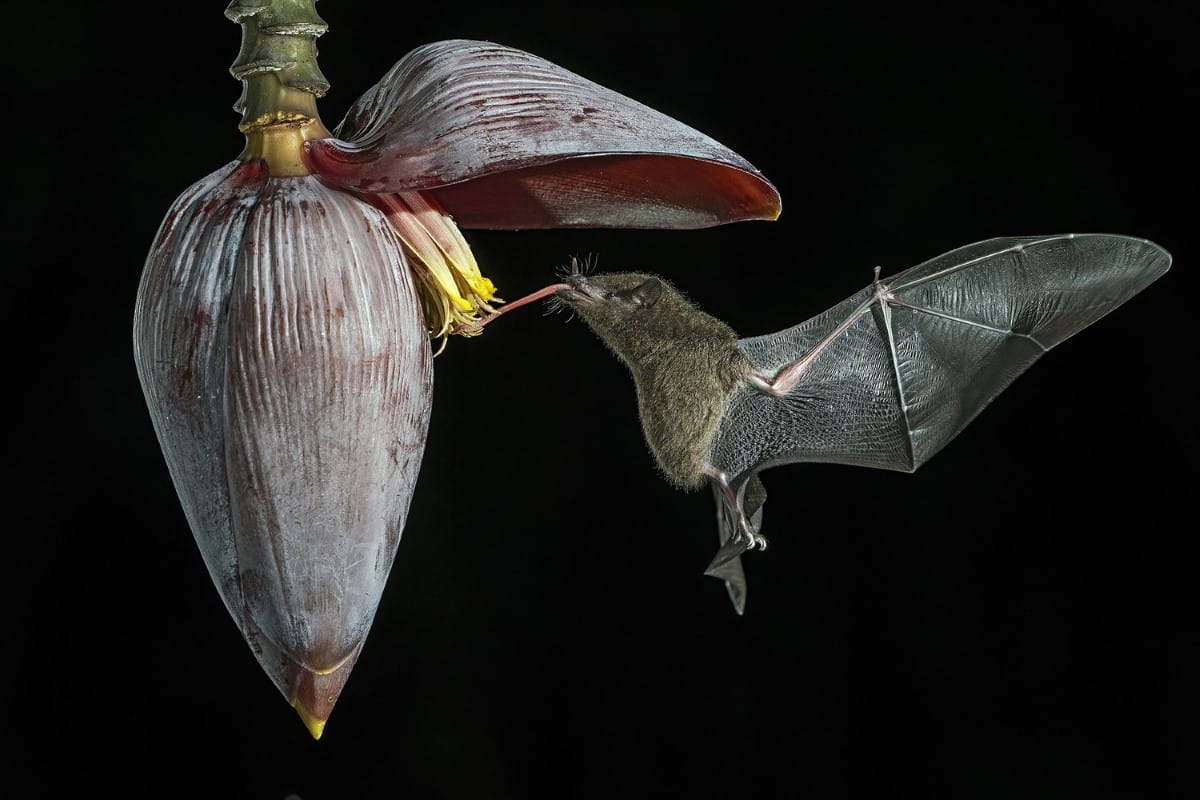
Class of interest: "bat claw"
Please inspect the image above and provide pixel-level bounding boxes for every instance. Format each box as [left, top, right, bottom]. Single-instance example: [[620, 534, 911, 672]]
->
[[734, 514, 767, 551], [742, 530, 768, 551]]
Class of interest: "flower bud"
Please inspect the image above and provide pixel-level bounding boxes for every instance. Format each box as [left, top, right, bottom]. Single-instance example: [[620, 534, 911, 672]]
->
[[134, 159, 432, 738]]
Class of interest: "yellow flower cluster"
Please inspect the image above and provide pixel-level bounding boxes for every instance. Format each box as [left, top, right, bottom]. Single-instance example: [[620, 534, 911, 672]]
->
[[374, 191, 499, 344]]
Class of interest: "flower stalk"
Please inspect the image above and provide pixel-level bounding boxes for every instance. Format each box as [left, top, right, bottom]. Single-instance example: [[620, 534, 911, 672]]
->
[[226, 1, 332, 175], [227, 1, 329, 123]]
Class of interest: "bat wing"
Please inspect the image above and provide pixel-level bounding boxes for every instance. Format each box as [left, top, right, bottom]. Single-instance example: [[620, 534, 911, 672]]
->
[[702, 233, 1170, 605]]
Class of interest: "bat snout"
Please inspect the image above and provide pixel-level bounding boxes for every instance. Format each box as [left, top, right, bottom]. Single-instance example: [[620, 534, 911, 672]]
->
[[557, 276, 600, 305]]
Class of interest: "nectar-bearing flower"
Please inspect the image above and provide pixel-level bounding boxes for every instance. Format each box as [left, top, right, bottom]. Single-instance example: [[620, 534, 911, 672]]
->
[[134, 0, 780, 739]]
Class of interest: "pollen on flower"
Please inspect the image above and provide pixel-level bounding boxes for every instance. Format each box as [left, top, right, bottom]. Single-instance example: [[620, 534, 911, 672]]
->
[[469, 275, 497, 300], [413, 270, 501, 342], [370, 191, 502, 342]]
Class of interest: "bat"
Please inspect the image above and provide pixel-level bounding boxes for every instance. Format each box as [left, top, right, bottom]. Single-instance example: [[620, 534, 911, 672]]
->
[[483, 233, 1171, 613]]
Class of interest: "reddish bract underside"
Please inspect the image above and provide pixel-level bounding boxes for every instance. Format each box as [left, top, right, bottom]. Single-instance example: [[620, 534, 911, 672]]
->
[[306, 39, 781, 229]]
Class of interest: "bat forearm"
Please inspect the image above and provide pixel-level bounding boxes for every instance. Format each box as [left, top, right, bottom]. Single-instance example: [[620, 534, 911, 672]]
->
[[749, 271, 887, 397]]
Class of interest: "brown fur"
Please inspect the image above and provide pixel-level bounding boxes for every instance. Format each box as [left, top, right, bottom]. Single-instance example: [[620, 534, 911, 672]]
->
[[556, 272, 749, 489]]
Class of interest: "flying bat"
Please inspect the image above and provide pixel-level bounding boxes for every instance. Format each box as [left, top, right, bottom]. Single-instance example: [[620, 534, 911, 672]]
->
[[478, 233, 1171, 613]]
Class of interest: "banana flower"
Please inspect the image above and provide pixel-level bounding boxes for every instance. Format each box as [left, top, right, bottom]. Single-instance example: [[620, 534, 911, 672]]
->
[[133, 0, 780, 739]]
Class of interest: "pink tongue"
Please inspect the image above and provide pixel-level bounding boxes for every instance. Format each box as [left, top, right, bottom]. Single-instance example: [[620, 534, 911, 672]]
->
[[452, 282, 570, 335]]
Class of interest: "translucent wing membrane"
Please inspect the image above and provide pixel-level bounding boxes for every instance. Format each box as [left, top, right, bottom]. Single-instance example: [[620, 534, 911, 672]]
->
[[700, 234, 1169, 607], [713, 234, 1170, 481]]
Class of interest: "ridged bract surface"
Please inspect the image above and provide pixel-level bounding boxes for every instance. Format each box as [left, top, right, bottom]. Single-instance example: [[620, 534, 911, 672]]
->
[[133, 160, 432, 712], [306, 39, 780, 229]]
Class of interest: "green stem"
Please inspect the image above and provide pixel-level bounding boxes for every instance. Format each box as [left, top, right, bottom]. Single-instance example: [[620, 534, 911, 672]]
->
[[225, 0, 333, 174]]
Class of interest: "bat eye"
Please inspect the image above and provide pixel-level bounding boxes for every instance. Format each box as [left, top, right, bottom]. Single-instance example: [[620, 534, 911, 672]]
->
[[603, 290, 616, 299]]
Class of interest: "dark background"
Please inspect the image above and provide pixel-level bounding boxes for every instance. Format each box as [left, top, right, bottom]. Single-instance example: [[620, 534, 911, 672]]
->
[[8, 2, 1195, 798]]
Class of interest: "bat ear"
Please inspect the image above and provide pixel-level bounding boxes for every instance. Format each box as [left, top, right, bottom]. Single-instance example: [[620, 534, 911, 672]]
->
[[630, 277, 663, 307]]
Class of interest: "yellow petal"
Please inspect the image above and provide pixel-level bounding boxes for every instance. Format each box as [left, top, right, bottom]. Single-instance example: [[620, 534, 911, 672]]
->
[[372, 191, 499, 339]]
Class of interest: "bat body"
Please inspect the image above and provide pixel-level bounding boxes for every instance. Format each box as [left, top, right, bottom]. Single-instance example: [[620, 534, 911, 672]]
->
[[553, 234, 1171, 613]]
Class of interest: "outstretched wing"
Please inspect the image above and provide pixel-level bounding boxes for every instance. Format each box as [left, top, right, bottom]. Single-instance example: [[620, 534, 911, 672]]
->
[[713, 233, 1170, 479], [701, 233, 1169, 605]]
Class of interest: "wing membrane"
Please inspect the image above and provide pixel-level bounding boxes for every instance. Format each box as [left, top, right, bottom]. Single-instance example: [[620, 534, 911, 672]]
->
[[710, 233, 1170, 483]]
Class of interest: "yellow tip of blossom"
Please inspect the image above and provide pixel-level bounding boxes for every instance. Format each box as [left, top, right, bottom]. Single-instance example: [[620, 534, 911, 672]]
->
[[372, 191, 500, 341], [468, 275, 497, 300], [292, 699, 328, 740]]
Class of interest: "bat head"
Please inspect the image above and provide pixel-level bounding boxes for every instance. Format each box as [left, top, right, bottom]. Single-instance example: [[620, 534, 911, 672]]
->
[[553, 270, 738, 366], [553, 271, 670, 338]]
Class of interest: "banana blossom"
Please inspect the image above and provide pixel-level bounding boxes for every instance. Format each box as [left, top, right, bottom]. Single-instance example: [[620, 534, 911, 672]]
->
[[133, 1, 779, 739]]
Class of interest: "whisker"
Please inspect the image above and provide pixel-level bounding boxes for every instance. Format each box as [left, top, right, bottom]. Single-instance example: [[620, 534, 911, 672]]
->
[[557, 252, 599, 280]]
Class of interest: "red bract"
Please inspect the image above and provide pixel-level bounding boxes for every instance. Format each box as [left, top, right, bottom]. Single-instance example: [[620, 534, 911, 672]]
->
[[307, 39, 780, 229]]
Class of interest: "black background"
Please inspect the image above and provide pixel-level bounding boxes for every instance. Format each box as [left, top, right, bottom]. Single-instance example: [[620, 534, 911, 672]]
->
[[8, 2, 1196, 798]]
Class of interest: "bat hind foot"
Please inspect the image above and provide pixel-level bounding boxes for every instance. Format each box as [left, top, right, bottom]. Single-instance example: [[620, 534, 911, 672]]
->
[[739, 526, 768, 551], [706, 467, 769, 550]]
